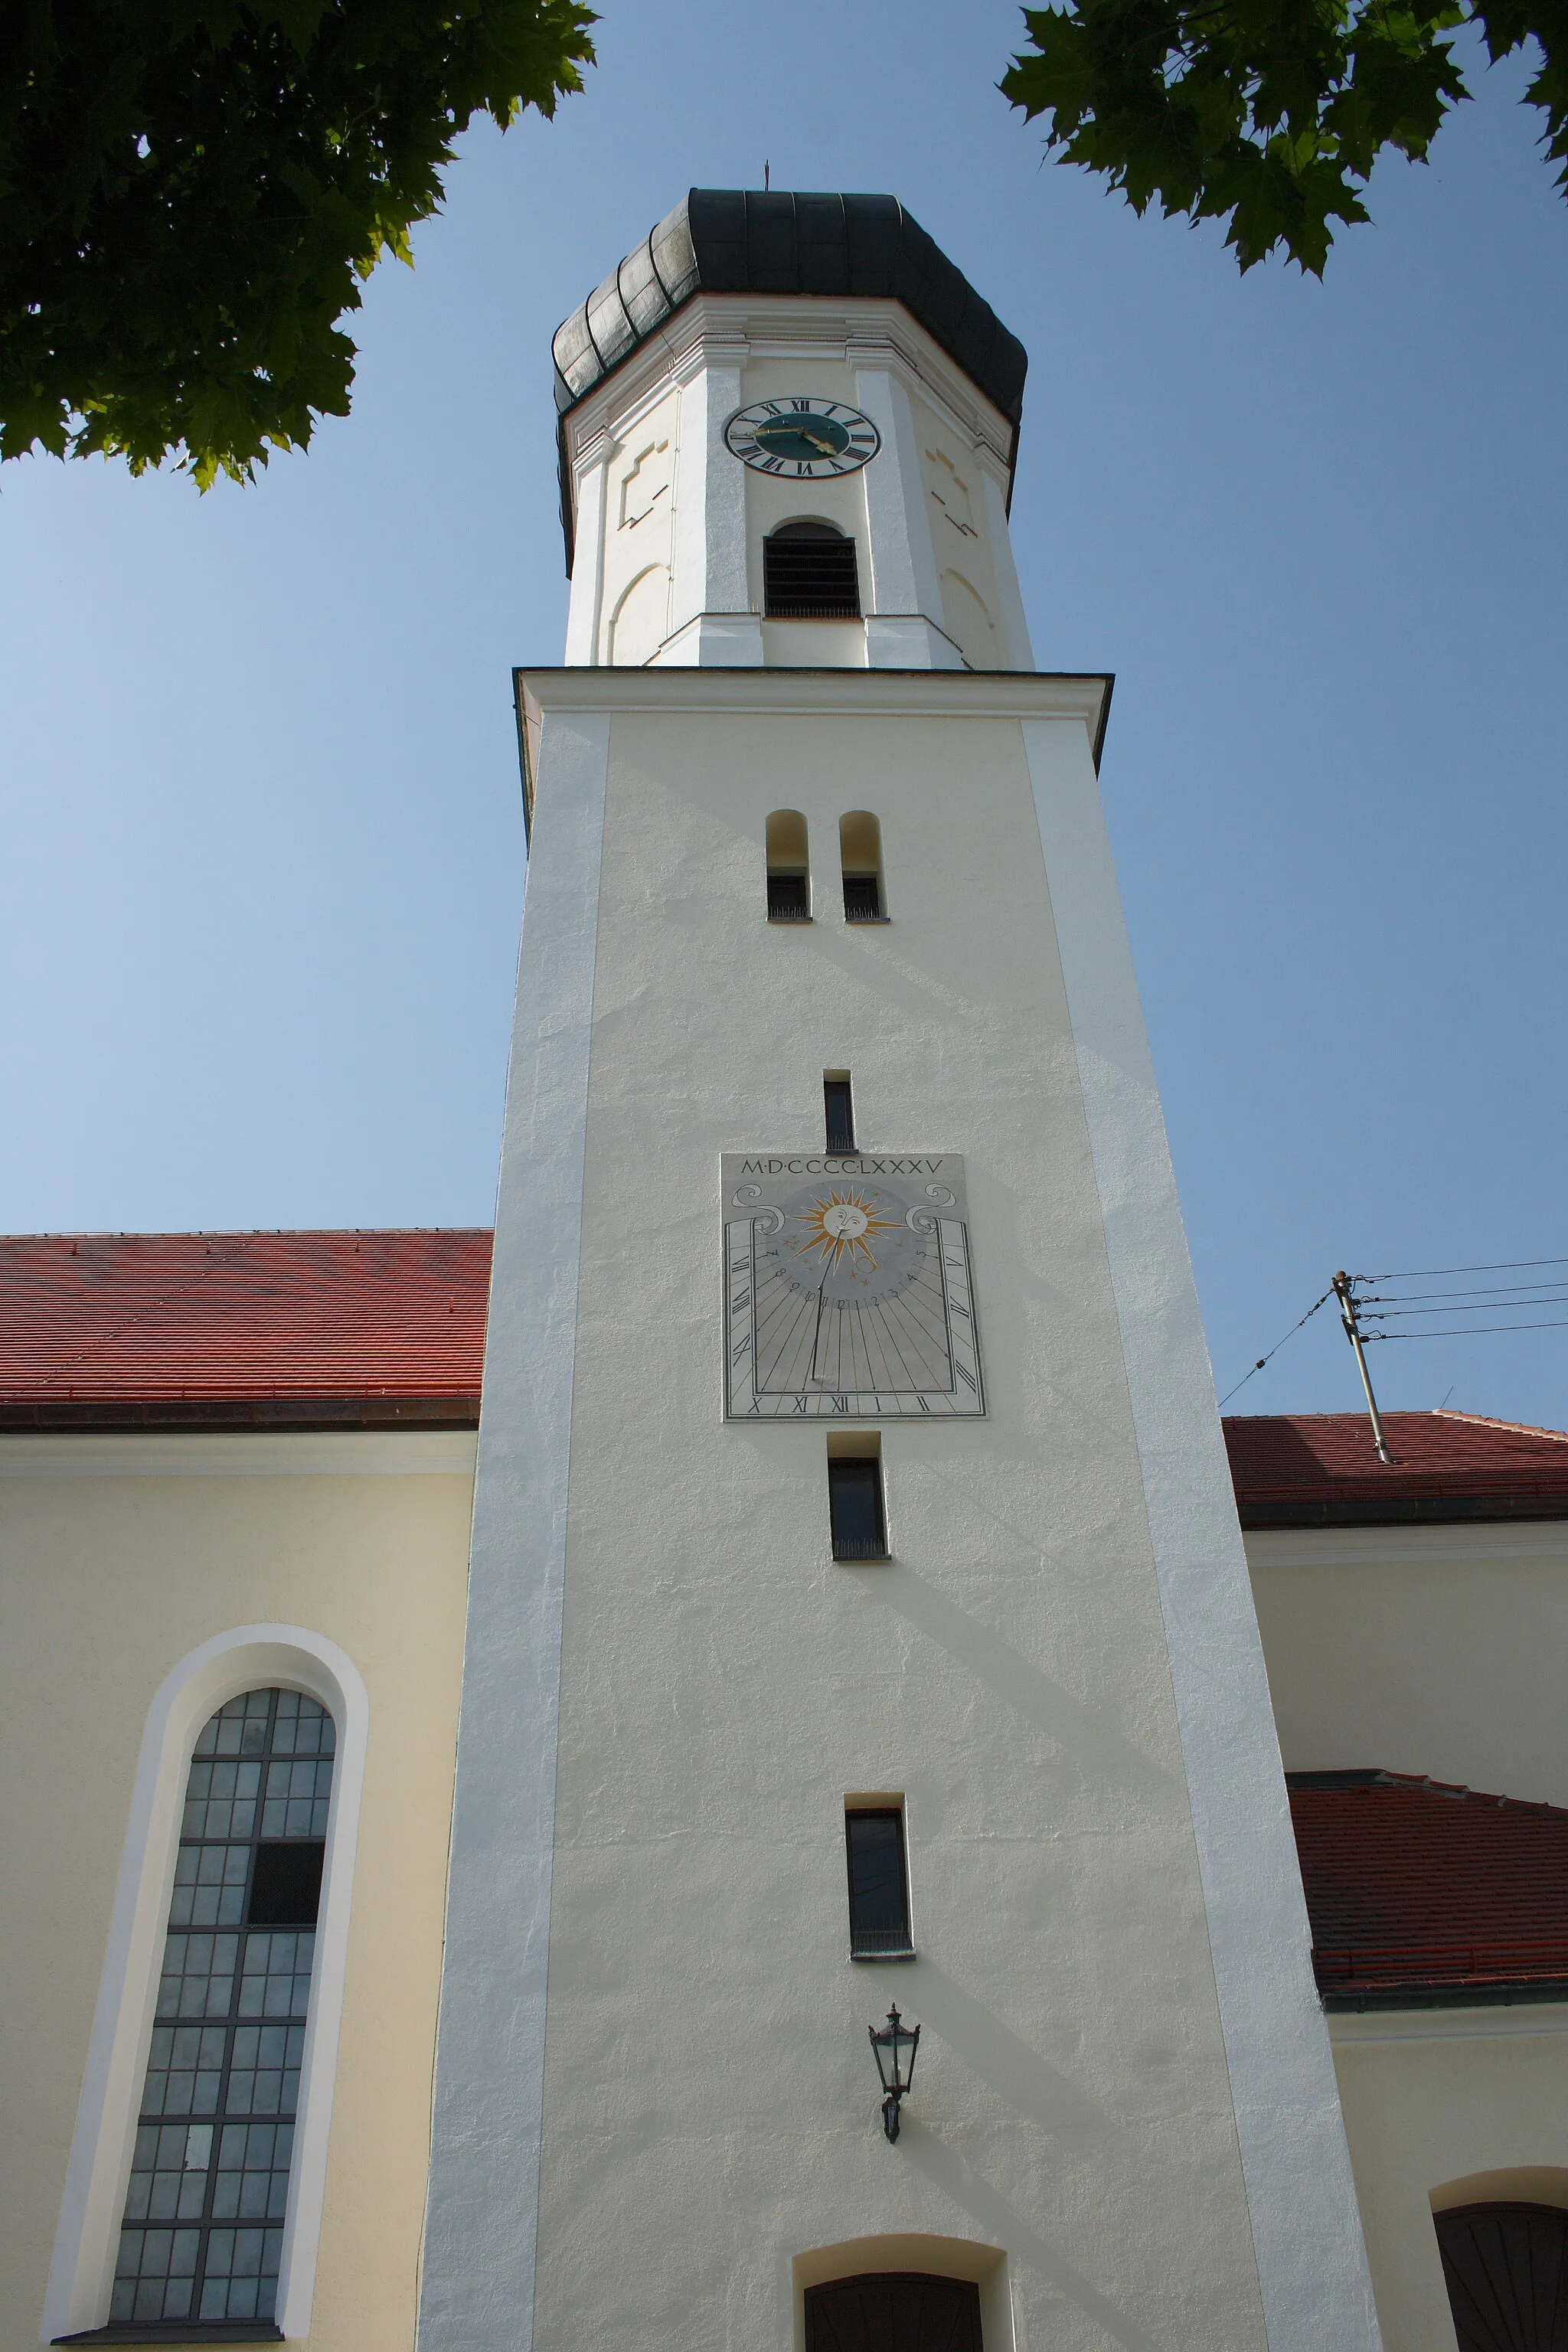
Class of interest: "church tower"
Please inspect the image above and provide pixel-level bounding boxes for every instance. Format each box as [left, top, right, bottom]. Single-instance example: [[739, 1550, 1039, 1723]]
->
[[417, 191, 1382, 2352]]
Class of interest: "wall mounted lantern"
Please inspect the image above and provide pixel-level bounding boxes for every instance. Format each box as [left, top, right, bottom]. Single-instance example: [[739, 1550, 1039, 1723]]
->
[[868, 2004, 920, 2141]]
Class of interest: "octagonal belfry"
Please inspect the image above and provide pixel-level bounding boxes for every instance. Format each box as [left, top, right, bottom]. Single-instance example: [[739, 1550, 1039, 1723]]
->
[[550, 189, 1035, 672]]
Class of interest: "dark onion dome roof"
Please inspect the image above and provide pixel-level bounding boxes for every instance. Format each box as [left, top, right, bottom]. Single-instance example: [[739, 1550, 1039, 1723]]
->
[[550, 189, 1028, 567], [553, 189, 1027, 425]]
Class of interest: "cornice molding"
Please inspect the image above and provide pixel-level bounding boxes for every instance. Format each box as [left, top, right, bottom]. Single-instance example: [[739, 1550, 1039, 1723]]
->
[[1246, 1519, 1568, 1568], [0, 1430, 479, 1478], [1329, 2001, 1568, 2045], [518, 663, 1108, 724], [516, 666, 1112, 834]]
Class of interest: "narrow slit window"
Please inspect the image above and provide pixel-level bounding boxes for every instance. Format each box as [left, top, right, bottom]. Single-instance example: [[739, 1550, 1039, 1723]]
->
[[845, 1807, 913, 1958], [824, 1074, 855, 1154], [828, 1452, 886, 1561], [766, 809, 811, 922], [763, 522, 861, 620], [839, 811, 884, 921], [110, 1687, 335, 2334]]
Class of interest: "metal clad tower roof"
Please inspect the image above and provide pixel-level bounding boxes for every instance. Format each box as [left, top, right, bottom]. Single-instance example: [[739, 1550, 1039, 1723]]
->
[[553, 189, 1027, 422], [550, 190, 1028, 565]]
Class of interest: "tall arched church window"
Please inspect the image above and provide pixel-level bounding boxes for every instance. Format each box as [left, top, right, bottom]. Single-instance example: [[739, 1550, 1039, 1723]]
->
[[805, 2273, 982, 2352], [763, 522, 861, 620], [110, 1688, 335, 2332], [1436, 2202, 1568, 2351]]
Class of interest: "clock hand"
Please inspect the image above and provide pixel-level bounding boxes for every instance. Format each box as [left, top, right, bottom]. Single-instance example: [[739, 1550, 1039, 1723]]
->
[[801, 431, 838, 455]]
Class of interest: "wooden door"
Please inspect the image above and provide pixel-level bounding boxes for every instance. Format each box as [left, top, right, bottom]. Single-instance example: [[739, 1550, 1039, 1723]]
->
[[1437, 2203, 1568, 2351], [805, 2272, 982, 2352]]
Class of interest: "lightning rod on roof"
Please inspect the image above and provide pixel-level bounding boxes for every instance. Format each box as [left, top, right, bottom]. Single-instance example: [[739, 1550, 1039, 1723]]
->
[[1333, 1272, 1393, 1464]]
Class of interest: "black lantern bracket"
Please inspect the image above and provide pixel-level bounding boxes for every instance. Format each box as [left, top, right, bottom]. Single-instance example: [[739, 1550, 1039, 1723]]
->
[[867, 2003, 921, 2141]]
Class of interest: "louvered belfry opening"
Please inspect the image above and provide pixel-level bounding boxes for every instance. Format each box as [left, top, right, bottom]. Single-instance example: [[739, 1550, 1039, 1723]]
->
[[763, 522, 861, 620]]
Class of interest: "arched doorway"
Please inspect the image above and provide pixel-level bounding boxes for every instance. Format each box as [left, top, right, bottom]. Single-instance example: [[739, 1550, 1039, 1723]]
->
[[805, 2272, 982, 2352], [1436, 2202, 1568, 2351]]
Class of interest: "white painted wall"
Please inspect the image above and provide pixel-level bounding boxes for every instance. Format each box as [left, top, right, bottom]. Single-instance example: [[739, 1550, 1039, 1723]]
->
[[1328, 2010, 1568, 2352], [443, 667, 1380, 2352], [1246, 1521, 1568, 2348], [0, 1433, 472, 2352], [416, 709, 610, 2352], [1248, 1521, 1568, 1805], [1025, 717, 1380, 2352], [559, 296, 1028, 671]]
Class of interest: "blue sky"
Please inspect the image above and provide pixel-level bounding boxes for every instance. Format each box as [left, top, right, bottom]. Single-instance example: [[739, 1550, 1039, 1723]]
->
[[2, 0, 1564, 1424]]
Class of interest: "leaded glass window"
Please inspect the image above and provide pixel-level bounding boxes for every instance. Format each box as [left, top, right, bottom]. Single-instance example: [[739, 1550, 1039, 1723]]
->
[[111, 1688, 335, 2331]]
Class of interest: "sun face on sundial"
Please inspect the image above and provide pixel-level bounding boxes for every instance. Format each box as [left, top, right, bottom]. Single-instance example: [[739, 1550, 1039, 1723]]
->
[[722, 1155, 983, 1420], [777, 1184, 917, 1296]]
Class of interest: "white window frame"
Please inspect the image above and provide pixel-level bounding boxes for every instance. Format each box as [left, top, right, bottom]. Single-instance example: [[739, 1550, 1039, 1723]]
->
[[41, 1625, 369, 2343]]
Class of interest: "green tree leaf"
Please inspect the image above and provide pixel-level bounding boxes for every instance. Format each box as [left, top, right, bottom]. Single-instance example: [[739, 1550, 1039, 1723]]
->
[[1002, 0, 1560, 273], [0, 0, 597, 485]]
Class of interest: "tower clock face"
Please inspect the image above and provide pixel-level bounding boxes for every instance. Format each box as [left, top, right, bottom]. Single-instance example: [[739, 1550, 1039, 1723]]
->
[[722, 1153, 983, 1419], [724, 400, 881, 479]]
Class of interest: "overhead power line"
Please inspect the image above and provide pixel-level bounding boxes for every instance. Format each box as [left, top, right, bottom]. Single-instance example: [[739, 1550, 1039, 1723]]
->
[[1356, 1256, 1568, 1282], [1364, 1317, 1568, 1341], [1220, 1253, 1566, 1426], [1361, 1295, 1568, 1321], [1348, 1259, 1568, 1347], [1357, 1279, 1568, 1304], [1218, 1287, 1334, 1407]]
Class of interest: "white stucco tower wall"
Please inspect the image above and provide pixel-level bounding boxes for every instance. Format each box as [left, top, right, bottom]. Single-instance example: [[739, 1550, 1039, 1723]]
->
[[417, 190, 1381, 2352]]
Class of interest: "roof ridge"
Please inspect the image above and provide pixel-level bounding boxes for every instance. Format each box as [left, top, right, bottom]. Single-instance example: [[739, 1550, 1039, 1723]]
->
[[1289, 1768, 1565, 1816], [0, 1227, 494, 1244], [1432, 1406, 1568, 1445], [1223, 1410, 1434, 1425]]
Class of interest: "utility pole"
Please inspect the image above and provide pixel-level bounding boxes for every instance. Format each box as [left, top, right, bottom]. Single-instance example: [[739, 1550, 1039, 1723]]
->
[[1333, 1271, 1393, 1464]]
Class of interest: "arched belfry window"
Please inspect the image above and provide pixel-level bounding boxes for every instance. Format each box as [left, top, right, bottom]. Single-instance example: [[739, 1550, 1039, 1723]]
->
[[110, 1688, 335, 2332], [764, 521, 861, 621], [838, 812, 884, 922], [1436, 2203, 1568, 2352], [805, 2274, 982, 2352], [766, 809, 811, 921]]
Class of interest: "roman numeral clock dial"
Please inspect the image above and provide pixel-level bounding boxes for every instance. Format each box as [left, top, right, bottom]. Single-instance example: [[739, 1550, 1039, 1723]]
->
[[723, 1155, 983, 1419], [723, 398, 882, 479]]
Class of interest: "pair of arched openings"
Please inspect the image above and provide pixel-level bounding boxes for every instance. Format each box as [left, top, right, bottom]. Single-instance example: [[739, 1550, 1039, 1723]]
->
[[767, 809, 884, 925], [45, 1628, 363, 2346]]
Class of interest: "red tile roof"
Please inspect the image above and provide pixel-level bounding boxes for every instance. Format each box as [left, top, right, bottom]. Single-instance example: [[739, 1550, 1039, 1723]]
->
[[2, 1230, 1566, 1505], [0, 1230, 492, 1430], [1226, 1410, 1568, 1527], [1289, 1772, 1568, 2008]]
